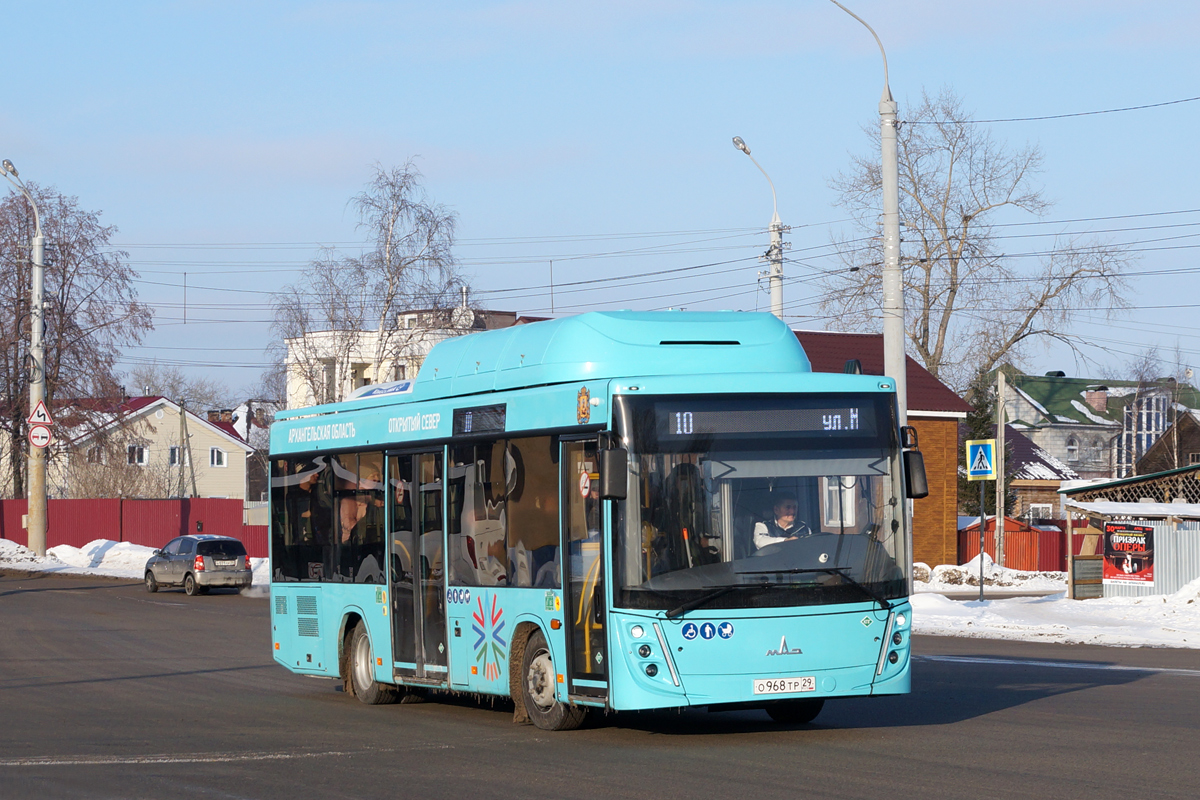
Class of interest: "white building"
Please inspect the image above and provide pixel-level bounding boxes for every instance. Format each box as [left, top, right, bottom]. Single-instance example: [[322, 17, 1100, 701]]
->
[[284, 309, 529, 408]]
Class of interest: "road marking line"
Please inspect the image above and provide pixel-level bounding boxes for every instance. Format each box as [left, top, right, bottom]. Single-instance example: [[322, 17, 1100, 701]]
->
[[915, 654, 1200, 677], [0, 744, 453, 768]]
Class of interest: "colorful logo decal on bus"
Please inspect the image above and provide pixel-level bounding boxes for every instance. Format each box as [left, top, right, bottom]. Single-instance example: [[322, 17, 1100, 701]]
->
[[577, 387, 590, 424], [472, 592, 507, 682]]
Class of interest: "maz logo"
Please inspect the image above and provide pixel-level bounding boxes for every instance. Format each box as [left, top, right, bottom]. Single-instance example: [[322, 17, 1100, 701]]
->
[[765, 636, 803, 656]]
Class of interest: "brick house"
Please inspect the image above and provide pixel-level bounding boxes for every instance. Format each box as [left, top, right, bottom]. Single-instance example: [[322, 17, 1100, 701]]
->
[[794, 331, 971, 567]]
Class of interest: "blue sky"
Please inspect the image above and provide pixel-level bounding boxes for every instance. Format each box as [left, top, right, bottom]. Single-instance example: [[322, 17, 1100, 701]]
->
[[3, 1, 1198, 395]]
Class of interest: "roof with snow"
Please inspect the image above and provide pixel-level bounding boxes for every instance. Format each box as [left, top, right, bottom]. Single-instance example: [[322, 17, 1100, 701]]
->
[[1005, 424, 1080, 481], [65, 396, 251, 451], [1064, 500, 1200, 520], [793, 330, 971, 416], [1007, 371, 1200, 428]]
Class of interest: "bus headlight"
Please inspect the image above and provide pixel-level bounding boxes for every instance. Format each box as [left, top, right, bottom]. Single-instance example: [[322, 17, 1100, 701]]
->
[[630, 625, 645, 639], [895, 613, 906, 627]]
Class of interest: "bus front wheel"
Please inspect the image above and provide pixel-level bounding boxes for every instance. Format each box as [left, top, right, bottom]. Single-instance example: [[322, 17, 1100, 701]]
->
[[766, 698, 824, 724], [349, 622, 401, 705], [521, 630, 586, 731]]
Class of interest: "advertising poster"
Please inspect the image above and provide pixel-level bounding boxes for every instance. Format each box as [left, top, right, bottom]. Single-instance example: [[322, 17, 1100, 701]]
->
[[1102, 522, 1154, 586]]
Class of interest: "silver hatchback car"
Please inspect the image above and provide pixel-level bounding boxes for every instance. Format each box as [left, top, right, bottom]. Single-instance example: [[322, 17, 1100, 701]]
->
[[144, 534, 253, 595]]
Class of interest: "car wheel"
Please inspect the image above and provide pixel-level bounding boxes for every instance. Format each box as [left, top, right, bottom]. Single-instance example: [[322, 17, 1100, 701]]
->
[[765, 698, 824, 724], [348, 622, 400, 705], [144, 571, 158, 593], [184, 573, 199, 596], [521, 630, 586, 731]]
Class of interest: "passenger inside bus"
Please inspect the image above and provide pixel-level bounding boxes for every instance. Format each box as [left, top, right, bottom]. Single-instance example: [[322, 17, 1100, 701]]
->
[[752, 492, 813, 549]]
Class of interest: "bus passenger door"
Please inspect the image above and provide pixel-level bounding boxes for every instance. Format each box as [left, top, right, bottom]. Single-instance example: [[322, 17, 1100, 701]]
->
[[562, 440, 608, 701], [388, 450, 448, 683], [388, 453, 417, 668]]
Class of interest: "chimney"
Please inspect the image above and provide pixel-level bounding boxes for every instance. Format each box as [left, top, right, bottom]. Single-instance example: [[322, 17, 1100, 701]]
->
[[220, 409, 234, 423], [1085, 385, 1108, 414], [207, 410, 220, 423]]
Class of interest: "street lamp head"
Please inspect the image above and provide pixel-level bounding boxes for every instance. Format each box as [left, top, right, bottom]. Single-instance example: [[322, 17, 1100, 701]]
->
[[2, 159, 16, 177], [732, 136, 750, 155]]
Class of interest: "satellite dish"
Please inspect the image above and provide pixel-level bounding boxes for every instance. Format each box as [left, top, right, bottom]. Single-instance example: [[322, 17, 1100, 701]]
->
[[451, 307, 475, 329]]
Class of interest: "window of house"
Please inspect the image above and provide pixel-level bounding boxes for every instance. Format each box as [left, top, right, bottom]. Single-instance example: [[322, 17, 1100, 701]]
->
[[169, 446, 188, 467], [1065, 437, 1079, 462], [393, 363, 407, 381], [127, 444, 148, 466], [86, 446, 104, 464], [1190, 453, 1200, 465], [1029, 503, 1053, 521], [822, 476, 858, 529], [210, 447, 227, 468]]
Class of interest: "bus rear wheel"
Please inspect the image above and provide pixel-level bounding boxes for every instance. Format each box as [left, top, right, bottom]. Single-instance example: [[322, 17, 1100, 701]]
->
[[521, 630, 586, 731], [349, 622, 401, 705], [766, 698, 824, 724]]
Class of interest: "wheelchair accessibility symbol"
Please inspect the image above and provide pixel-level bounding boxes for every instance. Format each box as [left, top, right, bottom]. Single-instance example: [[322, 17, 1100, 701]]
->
[[681, 623, 699, 640]]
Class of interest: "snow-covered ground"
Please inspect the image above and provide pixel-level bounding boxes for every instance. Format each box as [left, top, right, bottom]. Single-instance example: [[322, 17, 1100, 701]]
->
[[3, 538, 1198, 649], [0, 537, 270, 595]]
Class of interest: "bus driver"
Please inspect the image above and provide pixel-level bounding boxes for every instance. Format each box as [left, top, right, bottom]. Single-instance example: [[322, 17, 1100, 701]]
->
[[753, 493, 812, 549]]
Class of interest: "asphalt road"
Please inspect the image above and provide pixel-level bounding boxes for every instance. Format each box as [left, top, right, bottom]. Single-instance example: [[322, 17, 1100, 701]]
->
[[2, 569, 1198, 800]]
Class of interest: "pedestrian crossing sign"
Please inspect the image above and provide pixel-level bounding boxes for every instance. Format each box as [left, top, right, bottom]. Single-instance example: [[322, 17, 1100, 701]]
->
[[966, 439, 997, 481]]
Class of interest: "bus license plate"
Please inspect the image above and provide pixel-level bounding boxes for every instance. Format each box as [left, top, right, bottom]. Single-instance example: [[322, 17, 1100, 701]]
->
[[753, 676, 816, 695]]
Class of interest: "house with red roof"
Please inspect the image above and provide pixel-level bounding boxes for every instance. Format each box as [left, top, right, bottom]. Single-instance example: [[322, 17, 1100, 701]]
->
[[49, 395, 253, 500], [795, 331, 972, 567]]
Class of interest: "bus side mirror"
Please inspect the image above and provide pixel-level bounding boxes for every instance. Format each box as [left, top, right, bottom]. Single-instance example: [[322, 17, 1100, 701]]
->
[[903, 450, 929, 499], [599, 448, 627, 500]]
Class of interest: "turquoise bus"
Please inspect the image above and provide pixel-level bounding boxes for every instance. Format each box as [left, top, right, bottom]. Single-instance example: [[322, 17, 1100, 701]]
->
[[268, 311, 927, 730]]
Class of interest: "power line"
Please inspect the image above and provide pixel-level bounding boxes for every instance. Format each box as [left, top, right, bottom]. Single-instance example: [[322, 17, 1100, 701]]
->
[[908, 94, 1200, 125]]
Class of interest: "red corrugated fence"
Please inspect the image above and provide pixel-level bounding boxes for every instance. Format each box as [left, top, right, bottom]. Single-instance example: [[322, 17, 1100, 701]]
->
[[0, 499, 268, 558]]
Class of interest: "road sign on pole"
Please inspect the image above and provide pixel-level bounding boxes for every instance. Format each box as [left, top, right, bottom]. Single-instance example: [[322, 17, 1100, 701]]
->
[[27, 399, 54, 427], [966, 439, 997, 481], [29, 425, 51, 449]]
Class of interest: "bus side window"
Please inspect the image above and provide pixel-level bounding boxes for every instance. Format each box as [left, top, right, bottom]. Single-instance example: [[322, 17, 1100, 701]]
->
[[505, 436, 561, 589], [448, 442, 508, 587]]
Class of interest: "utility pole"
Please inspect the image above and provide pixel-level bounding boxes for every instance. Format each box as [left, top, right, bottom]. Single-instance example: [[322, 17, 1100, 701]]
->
[[995, 369, 1007, 566], [2, 160, 48, 556], [829, 1, 907, 428], [732, 136, 786, 319]]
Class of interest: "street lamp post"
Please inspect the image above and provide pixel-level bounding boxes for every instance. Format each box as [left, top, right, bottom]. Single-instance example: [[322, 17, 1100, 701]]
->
[[829, 1, 907, 428], [2, 159, 48, 557], [731, 136, 785, 319]]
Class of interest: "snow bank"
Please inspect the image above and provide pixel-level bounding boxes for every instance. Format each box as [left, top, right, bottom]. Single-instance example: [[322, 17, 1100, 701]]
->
[[911, 576, 1200, 649], [914, 553, 1067, 593], [0, 537, 269, 595]]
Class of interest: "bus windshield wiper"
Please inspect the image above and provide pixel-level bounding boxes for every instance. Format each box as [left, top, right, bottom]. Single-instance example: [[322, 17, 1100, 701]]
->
[[737, 567, 892, 611], [665, 586, 735, 619]]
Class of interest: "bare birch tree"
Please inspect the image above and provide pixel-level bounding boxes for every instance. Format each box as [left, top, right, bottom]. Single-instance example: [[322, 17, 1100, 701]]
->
[[270, 161, 469, 406], [822, 88, 1132, 390], [0, 185, 153, 497]]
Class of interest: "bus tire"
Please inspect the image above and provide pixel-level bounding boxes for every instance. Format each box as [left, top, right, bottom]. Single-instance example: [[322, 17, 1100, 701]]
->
[[766, 698, 824, 724], [521, 630, 586, 731], [145, 571, 158, 593], [349, 622, 401, 705], [184, 574, 199, 596]]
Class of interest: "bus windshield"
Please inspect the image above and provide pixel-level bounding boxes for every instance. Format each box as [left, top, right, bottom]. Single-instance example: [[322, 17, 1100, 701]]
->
[[613, 393, 907, 611]]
